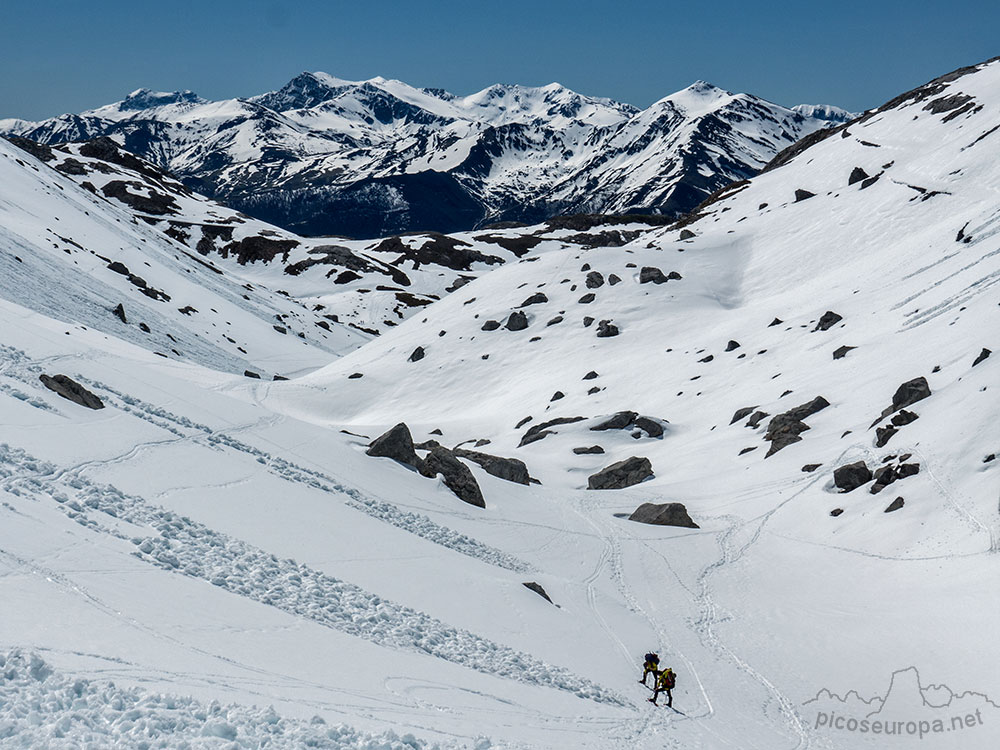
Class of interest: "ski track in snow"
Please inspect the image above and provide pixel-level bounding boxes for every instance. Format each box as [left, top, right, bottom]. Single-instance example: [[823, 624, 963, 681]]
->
[[0, 442, 622, 707], [0, 343, 531, 574]]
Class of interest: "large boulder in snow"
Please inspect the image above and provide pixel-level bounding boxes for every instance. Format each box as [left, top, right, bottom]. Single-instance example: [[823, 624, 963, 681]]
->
[[505, 311, 529, 331], [366, 423, 421, 468], [627, 502, 699, 528], [453, 448, 530, 485], [422, 447, 486, 507], [833, 460, 872, 492], [39, 374, 104, 410], [587, 456, 653, 489]]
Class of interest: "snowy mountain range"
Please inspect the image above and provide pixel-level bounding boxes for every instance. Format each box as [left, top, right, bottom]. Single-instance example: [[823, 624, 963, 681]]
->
[[0, 56, 997, 749], [1, 73, 851, 238]]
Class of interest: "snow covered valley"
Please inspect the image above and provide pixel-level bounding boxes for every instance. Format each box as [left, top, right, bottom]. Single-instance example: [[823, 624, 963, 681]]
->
[[0, 57, 998, 749]]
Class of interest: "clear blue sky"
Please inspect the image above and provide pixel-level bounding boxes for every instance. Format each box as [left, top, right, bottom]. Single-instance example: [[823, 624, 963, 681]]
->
[[2, 0, 997, 120]]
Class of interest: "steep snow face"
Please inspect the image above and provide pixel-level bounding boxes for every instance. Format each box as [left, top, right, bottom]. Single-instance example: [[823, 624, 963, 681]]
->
[[2, 73, 844, 238], [0, 136, 364, 377]]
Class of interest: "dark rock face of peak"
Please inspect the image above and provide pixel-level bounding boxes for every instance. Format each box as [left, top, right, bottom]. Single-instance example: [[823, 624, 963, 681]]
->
[[253, 72, 346, 111]]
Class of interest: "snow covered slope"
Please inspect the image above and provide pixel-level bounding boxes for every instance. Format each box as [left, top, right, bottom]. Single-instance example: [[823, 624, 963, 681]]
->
[[2, 73, 846, 237], [7, 134, 675, 338], [0, 57, 997, 750]]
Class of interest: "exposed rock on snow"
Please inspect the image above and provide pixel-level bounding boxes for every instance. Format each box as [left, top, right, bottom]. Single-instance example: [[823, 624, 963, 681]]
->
[[505, 311, 529, 331], [522, 581, 554, 604], [813, 310, 843, 331], [884, 496, 905, 513], [833, 460, 873, 492], [763, 396, 830, 455], [453, 447, 530, 485], [596, 320, 619, 337], [627, 502, 699, 528], [422, 446, 486, 507], [973, 347, 991, 366], [366, 422, 422, 469], [587, 456, 653, 489], [875, 376, 931, 423], [38, 374, 104, 409]]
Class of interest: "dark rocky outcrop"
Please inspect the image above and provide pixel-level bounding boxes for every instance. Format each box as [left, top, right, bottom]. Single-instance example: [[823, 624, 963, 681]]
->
[[875, 425, 898, 447], [482, 320, 501, 331], [973, 348, 991, 366], [366, 422, 421, 468], [731, 406, 757, 424], [627, 502, 698, 528], [518, 416, 586, 447], [833, 345, 856, 360], [884, 497, 905, 513], [802, 463, 822, 472], [830, 508, 844, 517], [891, 377, 931, 411], [639, 267, 682, 284], [453, 448, 530, 485], [794, 189, 816, 202], [112, 303, 127, 323], [582, 371, 599, 380], [640, 266, 669, 284], [745, 411, 769, 429], [813, 311, 843, 331], [519, 292, 548, 307], [578, 293, 596, 304], [608, 274, 622, 285], [585, 271, 605, 288], [591, 411, 638, 431], [874, 377, 931, 424], [849, 167, 870, 185], [588, 456, 653, 489], [679, 229, 696, 240], [38, 374, 104, 409], [546, 316, 563, 326], [422, 446, 486, 507], [725, 340, 741, 351], [505, 311, 529, 331], [891, 410, 919, 426], [763, 396, 830, 456], [573, 445, 605, 454], [408, 346, 425, 362], [833, 460, 872, 492], [244, 370, 261, 379], [633, 416, 665, 438], [522, 581, 554, 604], [596, 320, 619, 337]]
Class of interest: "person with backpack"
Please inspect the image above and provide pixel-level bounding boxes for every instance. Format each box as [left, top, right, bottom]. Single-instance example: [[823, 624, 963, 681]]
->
[[639, 652, 660, 686], [648, 666, 675, 707]]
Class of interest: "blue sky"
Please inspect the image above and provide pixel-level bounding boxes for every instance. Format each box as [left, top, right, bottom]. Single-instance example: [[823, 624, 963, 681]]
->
[[2, 0, 997, 119]]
